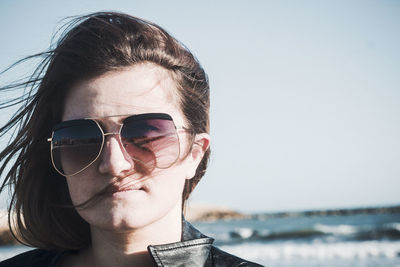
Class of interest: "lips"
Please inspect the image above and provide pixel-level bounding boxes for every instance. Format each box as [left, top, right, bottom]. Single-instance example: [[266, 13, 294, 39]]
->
[[108, 181, 146, 194]]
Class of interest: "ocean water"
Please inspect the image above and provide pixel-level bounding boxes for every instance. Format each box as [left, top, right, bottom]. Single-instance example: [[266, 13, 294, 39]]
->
[[192, 212, 400, 266], [0, 212, 399, 266]]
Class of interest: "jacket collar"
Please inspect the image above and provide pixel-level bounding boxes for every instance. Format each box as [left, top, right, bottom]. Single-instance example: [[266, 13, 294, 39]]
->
[[147, 220, 214, 267]]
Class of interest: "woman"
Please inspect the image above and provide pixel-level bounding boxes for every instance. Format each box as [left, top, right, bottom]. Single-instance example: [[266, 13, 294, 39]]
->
[[0, 12, 262, 266]]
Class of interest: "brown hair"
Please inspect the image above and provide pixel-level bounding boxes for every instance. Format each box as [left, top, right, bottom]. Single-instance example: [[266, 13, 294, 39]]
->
[[0, 12, 210, 250]]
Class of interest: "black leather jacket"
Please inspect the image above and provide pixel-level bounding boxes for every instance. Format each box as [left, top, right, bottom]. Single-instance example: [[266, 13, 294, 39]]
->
[[0, 221, 263, 266], [148, 220, 263, 266]]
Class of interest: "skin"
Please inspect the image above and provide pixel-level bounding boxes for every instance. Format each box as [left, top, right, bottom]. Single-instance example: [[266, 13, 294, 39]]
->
[[59, 63, 209, 267]]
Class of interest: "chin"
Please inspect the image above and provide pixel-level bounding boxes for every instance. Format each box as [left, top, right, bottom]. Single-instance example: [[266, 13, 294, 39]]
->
[[77, 195, 176, 232]]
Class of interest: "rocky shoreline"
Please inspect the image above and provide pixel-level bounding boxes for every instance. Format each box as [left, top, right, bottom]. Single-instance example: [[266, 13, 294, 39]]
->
[[185, 204, 250, 222], [0, 211, 18, 246], [253, 205, 400, 219]]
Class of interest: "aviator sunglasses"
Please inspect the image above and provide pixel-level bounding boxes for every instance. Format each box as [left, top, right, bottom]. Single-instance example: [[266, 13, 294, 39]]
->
[[48, 113, 188, 176]]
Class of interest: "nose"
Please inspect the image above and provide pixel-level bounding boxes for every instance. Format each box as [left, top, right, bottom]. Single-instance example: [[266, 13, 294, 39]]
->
[[98, 136, 133, 177]]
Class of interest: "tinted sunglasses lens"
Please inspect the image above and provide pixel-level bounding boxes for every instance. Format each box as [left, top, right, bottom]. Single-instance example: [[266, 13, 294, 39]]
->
[[51, 120, 103, 176], [121, 116, 179, 169]]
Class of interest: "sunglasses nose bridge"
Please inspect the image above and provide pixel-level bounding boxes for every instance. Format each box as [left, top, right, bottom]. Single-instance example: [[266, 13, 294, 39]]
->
[[102, 132, 124, 150], [98, 132, 134, 176], [102, 132, 128, 157], [103, 132, 120, 137]]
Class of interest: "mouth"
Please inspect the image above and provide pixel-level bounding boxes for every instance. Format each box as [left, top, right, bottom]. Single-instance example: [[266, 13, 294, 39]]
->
[[108, 181, 147, 194], [111, 188, 139, 193]]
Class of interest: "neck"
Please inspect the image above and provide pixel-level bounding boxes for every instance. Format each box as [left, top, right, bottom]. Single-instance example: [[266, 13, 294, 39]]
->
[[76, 204, 183, 267]]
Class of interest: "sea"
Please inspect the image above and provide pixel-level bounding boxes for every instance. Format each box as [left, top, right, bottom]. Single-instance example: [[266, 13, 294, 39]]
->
[[0, 210, 399, 266], [193, 210, 400, 266]]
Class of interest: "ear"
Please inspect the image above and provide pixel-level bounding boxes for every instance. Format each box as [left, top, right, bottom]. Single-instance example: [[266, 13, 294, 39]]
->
[[185, 133, 210, 180]]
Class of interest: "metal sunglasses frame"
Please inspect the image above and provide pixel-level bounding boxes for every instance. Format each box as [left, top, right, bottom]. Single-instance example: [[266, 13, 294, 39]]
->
[[47, 113, 189, 177]]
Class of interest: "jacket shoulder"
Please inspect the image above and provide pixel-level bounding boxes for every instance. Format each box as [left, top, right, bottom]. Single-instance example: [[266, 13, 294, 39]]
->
[[0, 249, 61, 267], [210, 246, 264, 266]]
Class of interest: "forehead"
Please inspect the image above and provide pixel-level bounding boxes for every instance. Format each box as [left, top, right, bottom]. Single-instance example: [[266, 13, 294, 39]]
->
[[63, 63, 184, 125]]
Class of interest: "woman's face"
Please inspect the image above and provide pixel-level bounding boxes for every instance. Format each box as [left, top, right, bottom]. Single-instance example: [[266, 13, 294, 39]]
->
[[62, 63, 199, 231]]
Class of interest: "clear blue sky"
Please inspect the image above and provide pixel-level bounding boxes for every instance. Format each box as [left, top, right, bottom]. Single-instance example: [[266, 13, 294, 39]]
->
[[0, 0, 399, 213]]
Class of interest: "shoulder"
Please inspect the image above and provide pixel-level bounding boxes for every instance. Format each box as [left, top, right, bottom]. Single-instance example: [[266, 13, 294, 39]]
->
[[210, 246, 264, 266], [0, 249, 62, 267]]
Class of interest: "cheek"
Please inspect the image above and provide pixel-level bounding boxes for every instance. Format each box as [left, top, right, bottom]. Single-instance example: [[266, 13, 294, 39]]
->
[[65, 179, 85, 206], [65, 173, 99, 206], [150, 163, 189, 200]]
